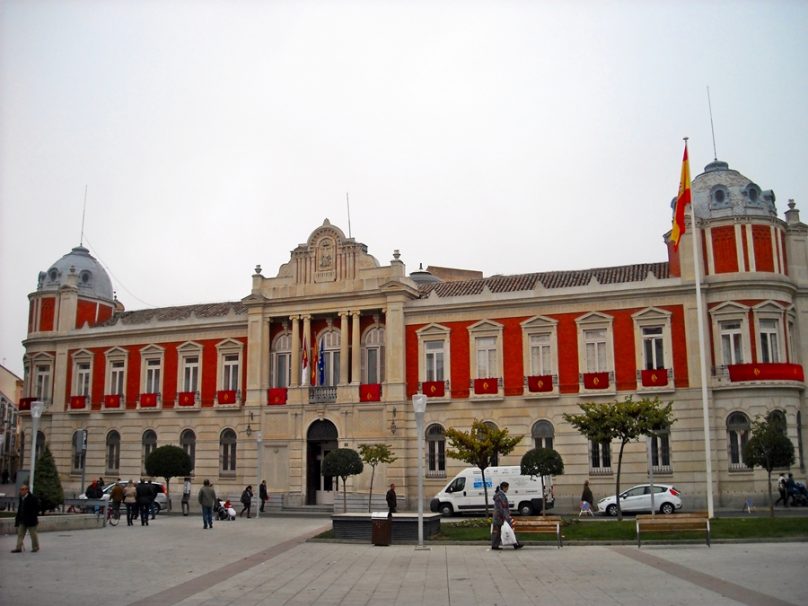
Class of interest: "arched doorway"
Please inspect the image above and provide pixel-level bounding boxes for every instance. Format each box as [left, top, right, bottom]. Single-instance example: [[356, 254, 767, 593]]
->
[[307, 419, 338, 505]]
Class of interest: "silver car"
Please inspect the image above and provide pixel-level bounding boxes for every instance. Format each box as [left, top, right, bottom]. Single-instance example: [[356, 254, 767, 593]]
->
[[597, 483, 682, 516]]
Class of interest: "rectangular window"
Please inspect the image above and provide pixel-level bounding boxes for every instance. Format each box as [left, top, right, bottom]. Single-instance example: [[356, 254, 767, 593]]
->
[[760, 319, 780, 363], [221, 443, 236, 472], [585, 329, 608, 372], [475, 336, 497, 377], [76, 362, 91, 396], [223, 354, 240, 390], [425, 341, 445, 382], [35, 365, 51, 400], [107, 441, 120, 472], [324, 350, 340, 386], [110, 361, 125, 395], [272, 352, 289, 388], [650, 433, 671, 468], [182, 356, 199, 392], [145, 359, 161, 393], [365, 347, 383, 384], [720, 321, 744, 365], [529, 333, 553, 375], [642, 326, 665, 370], [428, 440, 445, 474], [590, 440, 611, 470], [729, 430, 748, 466]]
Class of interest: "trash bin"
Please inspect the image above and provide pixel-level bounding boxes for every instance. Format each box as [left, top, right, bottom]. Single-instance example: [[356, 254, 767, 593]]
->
[[371, 512, 392, 546]]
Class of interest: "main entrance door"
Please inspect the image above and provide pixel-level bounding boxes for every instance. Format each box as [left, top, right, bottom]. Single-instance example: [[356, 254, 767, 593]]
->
[[306, 419, 338, 505]]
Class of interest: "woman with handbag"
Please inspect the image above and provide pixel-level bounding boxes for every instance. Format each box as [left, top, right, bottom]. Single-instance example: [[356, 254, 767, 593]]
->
[[239, 485, 253, 518]]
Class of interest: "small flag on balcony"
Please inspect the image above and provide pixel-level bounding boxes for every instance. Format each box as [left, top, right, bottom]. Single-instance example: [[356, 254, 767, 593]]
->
[[268, 387, 288, 405], [527, 375, 553, 392], [474, 378, 498, 395], [422, 381, 445, 398], [583, 372, 609, 389], [360, 384, 382, 402], [641, 369, 668, 387]]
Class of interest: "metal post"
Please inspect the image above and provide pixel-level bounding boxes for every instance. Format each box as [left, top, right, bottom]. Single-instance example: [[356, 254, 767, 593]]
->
[[255, 431, 263, 519], [29, 401, 44, 494], [412, 394, 429, 551], [647, 434, 656, 516]]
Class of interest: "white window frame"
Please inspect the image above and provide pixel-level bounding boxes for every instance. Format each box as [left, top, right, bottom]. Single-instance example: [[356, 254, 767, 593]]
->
[[72, 349, 93, 397], [361, 324, 386, 384], [589, 440, 612, 474], [727, 411, 751, 470], [220, 428, 237, 476], [649, 429, 672, 472], [632, 308, 673, 371], [177, 342, 202, 395], [710, 302, 750, 371], [416, 324, 451, 385], [142, 429, 157, 471], [216, 339, 243, 392], [31, 355, 54, 403], [318, 330, 341, 387], [753, 302, 787, 364], [105, 347, 128, 398], [521, 316, 558, 377], [140, 345, 164, 396], [426, 423, 446, 478], [532, 420, 554, 450], [106, 430, 121, 473], [576, 313, 614, 374], [468, 320, 503, 383], [272, 332, 292, 388]]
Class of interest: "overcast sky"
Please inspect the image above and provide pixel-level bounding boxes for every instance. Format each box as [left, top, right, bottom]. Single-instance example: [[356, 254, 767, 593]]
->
[[1, 1, 806, 378]]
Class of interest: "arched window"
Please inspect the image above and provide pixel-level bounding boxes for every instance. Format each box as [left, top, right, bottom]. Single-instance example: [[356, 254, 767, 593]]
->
[[220, 429, 237, 476], [142, 430, 157, 472], [426, 423, 445, 477], [531, 420, 554, 450], [316, 331, 340, 386], [106, 430, 120, 473], [727, 412, 751, 469], [71, 430, 86, 473], [362, 325, 385, 384], [272, 332, 291, 388], [181, 429, 196, 472]]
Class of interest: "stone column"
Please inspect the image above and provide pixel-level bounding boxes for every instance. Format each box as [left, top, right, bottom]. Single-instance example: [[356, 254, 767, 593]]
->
[[290, 315, 300, 387], [339, 311, 350, 385], [302, 315, 311, 386], [351, 311, 361, 384]]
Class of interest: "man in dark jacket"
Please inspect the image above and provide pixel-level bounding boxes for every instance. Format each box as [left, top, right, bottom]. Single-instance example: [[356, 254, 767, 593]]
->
[[386, 483, 397, 518], [12, 484, 39, 552], [259, 480, 269, 513], [136, 479, 152, 526]]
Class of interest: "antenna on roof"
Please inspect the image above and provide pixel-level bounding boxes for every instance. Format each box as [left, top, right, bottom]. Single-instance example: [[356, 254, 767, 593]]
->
[[707, 86, 718, 161], [80, 185, 88, 246], [346, 192, 352, 238]]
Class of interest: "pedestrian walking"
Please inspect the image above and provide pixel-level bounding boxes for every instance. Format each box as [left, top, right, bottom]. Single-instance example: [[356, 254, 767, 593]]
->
[[386, 483, 397, 518], [774, 473, 787, 506], [12, 484, 39, 553], [148, 480, 157, 520], [136, 479, 152, 526], [198, 479, 217, 529], [182, 477, 192, 516], [259, 480, 268, 513], [239, 485, 253, 518], [491, 482, 523, 551], [110, 480, 124, 519], [123, 480, 137, 526]]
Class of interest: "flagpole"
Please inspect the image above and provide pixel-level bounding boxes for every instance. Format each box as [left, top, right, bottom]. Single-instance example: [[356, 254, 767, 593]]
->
[[686, 138, 715, 518]]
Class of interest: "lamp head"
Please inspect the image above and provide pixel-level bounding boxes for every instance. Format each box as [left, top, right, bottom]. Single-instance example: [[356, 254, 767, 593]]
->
[[411, 393, 427, 414], [31, 400, 45, 419]]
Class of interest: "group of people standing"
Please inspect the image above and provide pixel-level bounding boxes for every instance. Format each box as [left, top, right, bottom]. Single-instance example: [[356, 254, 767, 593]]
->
[[196, 479, 269, 529]]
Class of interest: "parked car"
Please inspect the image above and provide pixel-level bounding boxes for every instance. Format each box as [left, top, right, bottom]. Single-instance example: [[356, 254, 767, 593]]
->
[[597, 483, 682, 516], [79, 480, 168, 512]]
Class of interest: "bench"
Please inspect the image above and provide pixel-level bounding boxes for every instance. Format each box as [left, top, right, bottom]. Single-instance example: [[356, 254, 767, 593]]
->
[[635, 512, 711, 547], [511, 515, 563, 548]]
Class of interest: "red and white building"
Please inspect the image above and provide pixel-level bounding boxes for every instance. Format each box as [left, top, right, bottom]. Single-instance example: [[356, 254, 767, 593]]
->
[[19, 158, 807, 510]]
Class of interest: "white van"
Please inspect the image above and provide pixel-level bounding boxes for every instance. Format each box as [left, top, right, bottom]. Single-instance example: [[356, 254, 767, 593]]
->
[[429, 466, 554, 516]]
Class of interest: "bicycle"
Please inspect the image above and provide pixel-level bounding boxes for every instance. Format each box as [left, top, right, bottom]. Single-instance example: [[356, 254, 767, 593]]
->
[[107, 503, 121, 526]]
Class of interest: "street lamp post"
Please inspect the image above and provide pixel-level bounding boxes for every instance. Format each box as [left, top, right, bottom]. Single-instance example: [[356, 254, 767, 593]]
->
[[29, 401, 45, 494], [255, 431, 263, 519], [411, 393, 429, 550]]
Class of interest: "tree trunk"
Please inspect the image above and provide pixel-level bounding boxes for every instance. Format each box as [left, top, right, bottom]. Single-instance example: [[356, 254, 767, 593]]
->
[[481, 468, 490, 517], [540, 476, 546, 517], [767, 469, 774, 518], [616, 441, 626, 522], [342, 476, 348, 513], [368, 465, 376, 513]]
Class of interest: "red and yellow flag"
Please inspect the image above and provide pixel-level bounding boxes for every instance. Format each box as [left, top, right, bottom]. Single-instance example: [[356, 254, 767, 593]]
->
[[670, 142, 692, 251]]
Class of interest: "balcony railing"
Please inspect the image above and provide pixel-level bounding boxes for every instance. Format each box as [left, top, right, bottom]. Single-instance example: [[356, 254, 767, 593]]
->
[[309, 386, 337, 404]]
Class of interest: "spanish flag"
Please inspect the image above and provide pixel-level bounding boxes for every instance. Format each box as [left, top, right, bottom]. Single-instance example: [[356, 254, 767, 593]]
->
[[670, 141, 692, 251]]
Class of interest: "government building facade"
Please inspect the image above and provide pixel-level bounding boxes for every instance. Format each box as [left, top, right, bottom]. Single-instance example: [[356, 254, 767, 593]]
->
[[19, 158, 807, 511]]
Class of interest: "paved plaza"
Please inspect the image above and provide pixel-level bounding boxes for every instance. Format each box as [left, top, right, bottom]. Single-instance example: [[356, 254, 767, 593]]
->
[[1, 512, 806, 606]]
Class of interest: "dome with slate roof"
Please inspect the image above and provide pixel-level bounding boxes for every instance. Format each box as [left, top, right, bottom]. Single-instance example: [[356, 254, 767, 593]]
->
[[37, 245, 114, 302], [688, 159, 776, 220]]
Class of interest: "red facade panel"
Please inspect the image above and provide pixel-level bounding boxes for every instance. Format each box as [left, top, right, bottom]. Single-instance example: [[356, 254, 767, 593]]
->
[[448, 321, 472, 399], [612, 309, 638, 390], [752, 224, 774, 272], [40, 297, 55, 331], [126, 345, 141, 409], [202, 340, 217, 406], [97, 304, 113, 323], [163, 343, 179, 409], [92, 348, 105, 409], [75, 299, 98, 328], [741, 225, 750, 271], [668, 305, 690, 388], [555, 314, 580, 393], [712, 226, 738, 273], [502, 317, 525, 396]]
